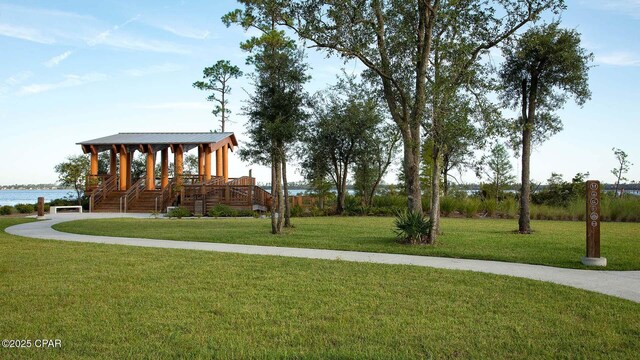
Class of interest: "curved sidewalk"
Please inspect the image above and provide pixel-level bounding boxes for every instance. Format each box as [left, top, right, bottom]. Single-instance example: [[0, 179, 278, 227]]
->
[[6, 213, 640, 303]]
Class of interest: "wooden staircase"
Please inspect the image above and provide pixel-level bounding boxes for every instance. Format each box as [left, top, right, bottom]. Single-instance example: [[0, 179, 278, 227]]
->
[[92, 191, 126, 212], [126, 191, 163, 213]]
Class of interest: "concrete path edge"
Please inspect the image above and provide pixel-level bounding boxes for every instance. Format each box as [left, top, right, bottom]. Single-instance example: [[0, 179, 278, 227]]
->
[[5, 213, 640, 303]]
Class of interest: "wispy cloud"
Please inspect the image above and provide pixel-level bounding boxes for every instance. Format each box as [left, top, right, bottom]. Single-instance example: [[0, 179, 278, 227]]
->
[[0, 23, 55, 44], [86, 15, 140, 46], [0, 4, 189, 54], [19, 73, 107, 95], [43, 51, 73, 67], [123, 63, 183, 77], [133, 102, 210, 110], [597, 52, 640, 67], [0, 71, 34, 96], [160, 25, 211, 40]]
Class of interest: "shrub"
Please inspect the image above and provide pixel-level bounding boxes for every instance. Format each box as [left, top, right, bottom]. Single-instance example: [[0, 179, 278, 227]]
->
[[290, 205, 304, 217], [208, 204, 237, 217], [440, 196, 456, 217], [14, 203, 35, 214], [463, 198, 480, 218], [166, 207, 192, 219], [0, 205, 14, 216], [236, 209, 256, 217], [394, 210, 432, 244], [483, 200, 497, 217]]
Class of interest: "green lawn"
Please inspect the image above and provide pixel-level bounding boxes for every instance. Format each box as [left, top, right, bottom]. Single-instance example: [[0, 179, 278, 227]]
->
[[54, 216, 640, 270], [1, 218, 639, 358]]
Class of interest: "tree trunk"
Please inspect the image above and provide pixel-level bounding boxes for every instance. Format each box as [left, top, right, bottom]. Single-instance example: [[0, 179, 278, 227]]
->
[[428, 143, 440, 243], [275, 154, 284, 233], [270, 152, 278, 234], [519, 77, 537, 234], [282, 151, 292, 228], [402, 125, 423, 216]]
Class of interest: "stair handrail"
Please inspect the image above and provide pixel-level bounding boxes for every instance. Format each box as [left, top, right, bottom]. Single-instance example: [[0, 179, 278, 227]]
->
[[155, 178, 177, 213], [89, 175, 117, 212], [122, 178, 146, 213]]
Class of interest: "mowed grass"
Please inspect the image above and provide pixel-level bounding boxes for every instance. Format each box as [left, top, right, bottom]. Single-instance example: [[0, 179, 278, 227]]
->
[[2, 218, 640, 359], [54, 216, 640, 270]]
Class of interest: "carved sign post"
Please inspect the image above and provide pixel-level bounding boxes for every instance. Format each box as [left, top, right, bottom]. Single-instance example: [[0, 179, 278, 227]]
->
[[37, 197, 45, 218], [582, 180, 606, 266]]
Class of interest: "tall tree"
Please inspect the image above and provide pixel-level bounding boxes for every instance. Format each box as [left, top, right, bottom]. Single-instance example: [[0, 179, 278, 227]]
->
[[353, 123, 400, 207], [54, 155, 90, 204], [279, 0, 563, 243], [193, 60, 244, 132], [499, 22, 592, 233], [302, 75, 385, 213], [224, 1, 309, 233], [480, 143, 516, 206], [611, 147, 632, 197]]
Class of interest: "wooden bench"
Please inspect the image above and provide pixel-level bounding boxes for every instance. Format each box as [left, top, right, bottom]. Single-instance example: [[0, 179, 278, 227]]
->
[[50, 206, 83, 214]]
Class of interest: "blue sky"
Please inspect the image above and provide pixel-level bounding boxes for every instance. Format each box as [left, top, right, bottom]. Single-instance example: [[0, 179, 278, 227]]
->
[[0, 0, 639, 186]]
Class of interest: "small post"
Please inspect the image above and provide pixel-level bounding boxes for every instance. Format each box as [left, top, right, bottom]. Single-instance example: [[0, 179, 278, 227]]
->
[[582, 180, 607, 266], [37, 197, 45, 218]]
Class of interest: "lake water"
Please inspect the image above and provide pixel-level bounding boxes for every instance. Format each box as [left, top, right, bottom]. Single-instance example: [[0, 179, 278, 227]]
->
[[0, 190, 75, 206]]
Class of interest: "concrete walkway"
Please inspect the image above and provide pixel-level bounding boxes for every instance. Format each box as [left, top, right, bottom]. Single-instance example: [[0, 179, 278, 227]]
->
[[6, 213, 640, 303]]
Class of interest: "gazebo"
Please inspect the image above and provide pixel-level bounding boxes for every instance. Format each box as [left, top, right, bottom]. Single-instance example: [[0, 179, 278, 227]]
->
[[77, 132, 270, 213], [78, 132, 238, 191]]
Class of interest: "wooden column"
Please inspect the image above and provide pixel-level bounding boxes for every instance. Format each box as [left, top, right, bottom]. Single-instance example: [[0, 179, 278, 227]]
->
[[198, 146, 205, 181], [109, 149, 117, 176], [222, 144, 229, 182], [216, 148, 222, 178], [90, 149, 98, 176], [161, 148, 169, 189], [146, 146, 155, 191], [174, 145, 184, 186], [119, 147, 128, 191], [204, 145, 212, 181]]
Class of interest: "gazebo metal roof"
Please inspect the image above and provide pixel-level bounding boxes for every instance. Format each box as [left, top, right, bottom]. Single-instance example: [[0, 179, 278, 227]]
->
[[77, 132, 238, 153]]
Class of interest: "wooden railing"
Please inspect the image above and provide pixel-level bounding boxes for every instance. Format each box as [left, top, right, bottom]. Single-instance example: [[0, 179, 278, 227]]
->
[[155, 178, 177, 213], [227, 176, 256, 186], [181, 178, 271, 210], [89, 175, 117, 212], [122, 178, 146, 213], [86, 174, 113, 192]]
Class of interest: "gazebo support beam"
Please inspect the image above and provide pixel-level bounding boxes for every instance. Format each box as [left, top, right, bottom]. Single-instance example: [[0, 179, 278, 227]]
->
[[146, 145, 155, 191], [205, 145, 212, 181], [216, 148, 222, 178], [119, 146, 128, 191], [90, 146, 98, 177], [161, 149, 168, 189], [174, 145, 184, 187]]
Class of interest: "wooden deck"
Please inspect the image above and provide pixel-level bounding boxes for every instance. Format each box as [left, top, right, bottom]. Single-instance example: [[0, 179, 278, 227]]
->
[[88, 175, 271, 213]]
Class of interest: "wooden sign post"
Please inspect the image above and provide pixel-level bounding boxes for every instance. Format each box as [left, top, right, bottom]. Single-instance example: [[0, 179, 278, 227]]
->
[[582, 181, 607, 266], [37, 197, 45, 218]]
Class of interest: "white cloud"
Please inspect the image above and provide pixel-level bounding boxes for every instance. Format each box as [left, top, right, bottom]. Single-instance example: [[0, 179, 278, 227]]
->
[[86, 15, 140, 46], [19, 73, 107, 95], [43, 51, 73, 68], [90, 34, 190, 54], [123, 63, 183, 77], [596, 52, 640, 66], [0, 4, 189, 54], [160, 25, 211, 40], [0, 23, 55, 44], [0, 71, 34, 96], [133, 102, 210, 110]]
